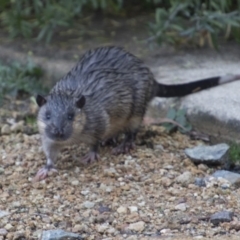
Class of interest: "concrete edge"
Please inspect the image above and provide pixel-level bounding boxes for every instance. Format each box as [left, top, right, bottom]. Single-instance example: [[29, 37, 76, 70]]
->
[[148, 98, 240, 143]]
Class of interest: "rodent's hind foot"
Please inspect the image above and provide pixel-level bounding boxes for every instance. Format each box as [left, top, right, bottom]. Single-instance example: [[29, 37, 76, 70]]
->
[[112, 141, 135, 155], [81, 151, 100, 165], [33, 166, 58, 182], [101, 137, 118, 147]]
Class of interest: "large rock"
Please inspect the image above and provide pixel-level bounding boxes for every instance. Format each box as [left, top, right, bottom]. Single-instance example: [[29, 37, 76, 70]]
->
[[212, 170, 240, 187], [210, 211, 234, 225], [185, 143, 229, 165]]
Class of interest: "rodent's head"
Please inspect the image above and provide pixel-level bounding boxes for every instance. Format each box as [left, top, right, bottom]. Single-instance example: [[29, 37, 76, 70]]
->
[[36, 93, 86, 143]]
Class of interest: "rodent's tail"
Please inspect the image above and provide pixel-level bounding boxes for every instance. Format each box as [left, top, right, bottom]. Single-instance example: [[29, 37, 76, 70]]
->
[[156, 74, 240, 98]]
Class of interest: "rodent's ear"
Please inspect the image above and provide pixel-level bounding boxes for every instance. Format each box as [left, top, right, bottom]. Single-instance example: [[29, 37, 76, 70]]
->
[[36, 94, 47, 107], [75, 96, 85, 109]]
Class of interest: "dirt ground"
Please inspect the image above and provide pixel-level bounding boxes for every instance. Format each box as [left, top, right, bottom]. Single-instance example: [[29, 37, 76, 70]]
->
[[1, 112, 240, 239]]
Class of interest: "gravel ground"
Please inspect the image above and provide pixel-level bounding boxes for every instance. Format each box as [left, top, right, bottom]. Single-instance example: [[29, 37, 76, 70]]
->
[[1, 100, 240, 240]]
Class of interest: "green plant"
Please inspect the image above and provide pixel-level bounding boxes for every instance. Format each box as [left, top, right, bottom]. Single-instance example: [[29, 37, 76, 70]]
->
[[0, 58, 47, 101], [1, 0, 240, 47], [0, 0, 125, 43], [162, 107, 192, 133], [149, 0, 240, 49], [229, 142, 240, 163], [25, 114, 39, 133]]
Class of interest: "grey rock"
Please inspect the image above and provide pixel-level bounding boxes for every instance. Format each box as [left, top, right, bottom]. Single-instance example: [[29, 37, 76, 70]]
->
[[83, 201, 95, 209], [185, 143, 229, 165], [212, 170, 240, 186], [0, 228, 8, 236], [98, 206, 111, 214], [41, 229, 83, 240], [210, 211, 234, 225], [195, 178, 206, 187], [0, 211, 10, 218]]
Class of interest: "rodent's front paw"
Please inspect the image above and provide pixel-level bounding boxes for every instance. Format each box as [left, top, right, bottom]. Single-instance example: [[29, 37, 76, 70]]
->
[[81, 152, 100, 165], [33, 167, 58, 182]]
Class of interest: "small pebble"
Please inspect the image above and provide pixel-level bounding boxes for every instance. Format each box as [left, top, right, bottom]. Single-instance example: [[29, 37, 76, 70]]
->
[[128, 221, 145, 232], [4, 224, 13, 231], [175, 203, 187, 211], [83, 201, 95, 209], [81, 190, 89, 195], [71, 180, 79, 186], [117, 206, 127, 214], [128, 206, 138, 213], [10, 121, 24, 132], [175, 171, 192, 184], [1, 124, 10, 135], [195, 178, 206, 187], [0, 229, 7, 236]]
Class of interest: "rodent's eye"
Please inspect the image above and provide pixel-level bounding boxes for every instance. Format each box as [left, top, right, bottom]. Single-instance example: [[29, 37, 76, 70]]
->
[[68, 113, 74, 121], [45, 112, 51, 120]]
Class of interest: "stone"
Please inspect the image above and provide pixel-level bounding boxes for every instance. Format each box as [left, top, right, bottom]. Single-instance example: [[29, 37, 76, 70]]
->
[[128, 221, 145, 232], [0, 229, 7, 236], [195, 178, 206, 187], [71, 180, 79, 186], [96, 224, 109, 233], [83, 201, 95, 209], [128, 206, 138, 213], [10, 120, 24, 132], [98, 206, 111, 214], [72, 224, 83, 233], [105, 187, 112, 193], [138, 201, 145, 207], [41, 229, 83, 240], [0, 211, 10, 218], [160, 229, 171, 234], [212, 170, 240, 187], [175, 171, 192, 185], [81, 190, 89, 196], [4, 224, 13, 231], [117, 206, 127, 214], [103, 167, 118, 177], [210, 211, 233, 225], [228, 221, 240, 231], [1, 124, 10, 135], [160, 177, 173, 187], [185, 143, 229, 165], [174, 203, 187, 211], [163, 165, 173, 170]]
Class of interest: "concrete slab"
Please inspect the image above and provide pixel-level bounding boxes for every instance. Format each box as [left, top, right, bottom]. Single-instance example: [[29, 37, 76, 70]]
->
[[148, 47, 240, 142]]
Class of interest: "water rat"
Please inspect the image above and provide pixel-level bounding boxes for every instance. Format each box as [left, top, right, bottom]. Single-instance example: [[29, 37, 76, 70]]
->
[[35, 46, 240, 180]]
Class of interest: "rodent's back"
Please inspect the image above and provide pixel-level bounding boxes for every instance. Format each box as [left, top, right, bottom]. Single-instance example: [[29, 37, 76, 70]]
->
[[52, 46, 156, 96], [51, 46, 157, 122]]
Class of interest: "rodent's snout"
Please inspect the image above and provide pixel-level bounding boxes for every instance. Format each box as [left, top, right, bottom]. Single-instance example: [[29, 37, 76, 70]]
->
[[52, 128, 64, 138], [48, 125, 66, 140]]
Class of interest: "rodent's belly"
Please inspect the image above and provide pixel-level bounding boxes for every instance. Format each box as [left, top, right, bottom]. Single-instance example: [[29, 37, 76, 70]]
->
[[103, 118, 128, 139]]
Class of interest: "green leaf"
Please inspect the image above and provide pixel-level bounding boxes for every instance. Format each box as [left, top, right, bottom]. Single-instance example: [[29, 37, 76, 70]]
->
[[166, 108, 176, 120]]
